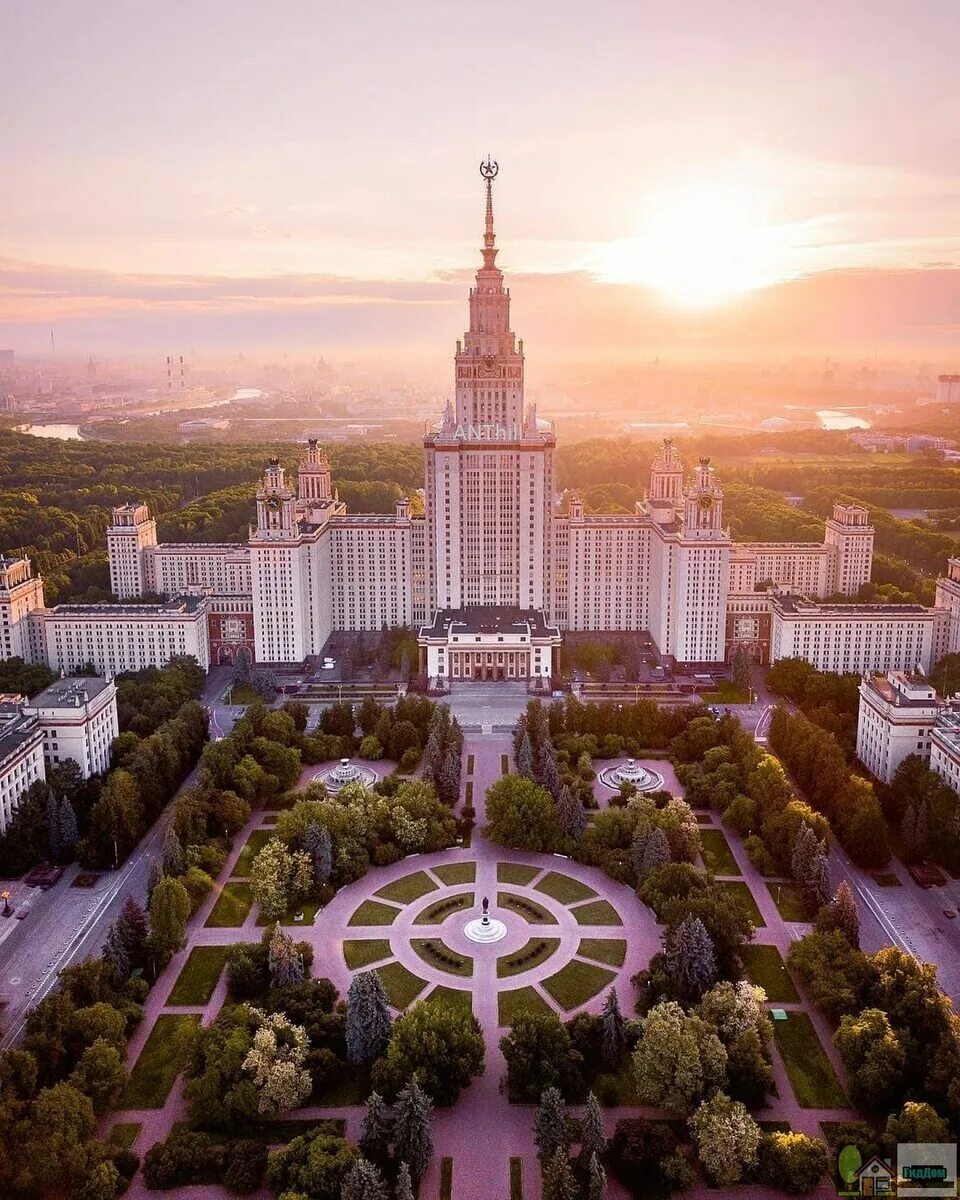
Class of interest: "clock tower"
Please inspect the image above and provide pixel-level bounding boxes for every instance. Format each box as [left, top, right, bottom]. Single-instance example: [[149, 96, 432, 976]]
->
[[255, 460, 297, 539], [683, 457, 724, 537]]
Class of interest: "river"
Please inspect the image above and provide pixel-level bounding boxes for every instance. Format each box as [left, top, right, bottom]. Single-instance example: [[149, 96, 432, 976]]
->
[[16, 423, 85, 440]]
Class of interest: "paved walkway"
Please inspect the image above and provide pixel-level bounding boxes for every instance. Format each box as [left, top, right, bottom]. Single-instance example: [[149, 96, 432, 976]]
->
[[102, 735, 854, 1200]]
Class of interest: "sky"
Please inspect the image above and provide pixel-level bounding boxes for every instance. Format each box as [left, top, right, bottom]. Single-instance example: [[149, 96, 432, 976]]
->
[[2, 0, 960, 361]]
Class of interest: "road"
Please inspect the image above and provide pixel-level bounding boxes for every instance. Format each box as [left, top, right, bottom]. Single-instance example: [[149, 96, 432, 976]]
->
[[0, 668, 233, 1047]]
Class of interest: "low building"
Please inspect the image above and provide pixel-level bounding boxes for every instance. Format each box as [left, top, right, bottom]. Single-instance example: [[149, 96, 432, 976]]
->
[[22, 675, 118, 779], [418, 606, 561, 683], [0, 704, 44, 833], [930, 706, 960, 794], [856, 671, 939, 783], [935, 557, 960, 655]]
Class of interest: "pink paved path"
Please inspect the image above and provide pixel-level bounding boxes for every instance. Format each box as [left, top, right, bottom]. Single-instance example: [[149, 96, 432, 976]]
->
[[103, 736, 851, 1199]]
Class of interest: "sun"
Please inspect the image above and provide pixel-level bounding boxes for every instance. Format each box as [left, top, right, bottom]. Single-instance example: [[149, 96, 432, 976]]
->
[[600, 182, 785, 308]]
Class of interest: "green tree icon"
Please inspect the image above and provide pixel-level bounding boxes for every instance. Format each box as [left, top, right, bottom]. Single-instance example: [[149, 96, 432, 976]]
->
[[838, 1144, 862, 1185]]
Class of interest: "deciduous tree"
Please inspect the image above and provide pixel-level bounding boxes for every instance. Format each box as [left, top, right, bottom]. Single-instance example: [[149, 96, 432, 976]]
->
[[689, 1093, 760, 1187]]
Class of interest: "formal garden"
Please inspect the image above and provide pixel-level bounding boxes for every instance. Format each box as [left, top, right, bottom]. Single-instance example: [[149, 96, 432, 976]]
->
[[5, 690, 960, 1200]]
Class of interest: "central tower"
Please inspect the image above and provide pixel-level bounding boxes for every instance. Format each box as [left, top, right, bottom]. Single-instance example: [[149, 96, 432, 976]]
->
[[424, 160, 555, 614]]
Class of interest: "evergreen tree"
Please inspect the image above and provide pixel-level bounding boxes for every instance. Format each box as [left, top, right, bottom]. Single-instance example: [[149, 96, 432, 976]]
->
[[437, 749, 461, 807], [359, 1091, 393, 1165], [57, 796, 78, 854], [512, 713, 529, 763], [234, 646, 253, 685], [517, 731, 535, 780], [393, 1079, 433, 1185], [587, 1152, 607, 1200], [268, 924, 305, 987], [534, 1086, 568, 1162], [915, 800, 930, 860], [666, 914, 718, 1003], [114, 894, 148, 964], [542, 1149, 578, 1200], [304, 820, 332, 887], [804, 848, 831, 913], [631, 824, 670, 883], [832, 880, 861, 948], [901, 802, 918, 861], [45, 788, 61, 860], [790, 823, 817, 887], [146, 858, 164, 905], [556, 785, 586, 840], [346, 971, 392, 1064], [580, 1092, 605, 1165], [394, 1162, 415, 1200], [341, 1157, 388, 1200], [161, 824, 185, 877], [101, 920, 131, 984], [600, 988, 626, 1070], [538, 745, 562, 802]]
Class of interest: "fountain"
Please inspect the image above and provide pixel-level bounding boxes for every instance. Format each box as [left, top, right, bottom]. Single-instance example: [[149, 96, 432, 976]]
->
[[316, 757, 377, 794], [597, 756, 664, 792], [464, 895, 508, 944]]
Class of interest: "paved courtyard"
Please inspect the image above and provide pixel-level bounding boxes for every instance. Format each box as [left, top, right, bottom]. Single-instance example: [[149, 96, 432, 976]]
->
[[102, 731, 857, 1200]]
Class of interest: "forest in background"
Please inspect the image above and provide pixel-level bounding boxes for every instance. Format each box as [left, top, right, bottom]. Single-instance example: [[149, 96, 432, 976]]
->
[[0, 429, 956, 607]]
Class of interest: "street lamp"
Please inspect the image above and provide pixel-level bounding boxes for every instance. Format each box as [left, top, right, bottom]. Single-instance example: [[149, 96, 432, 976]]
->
[[1, 890, 11, 917]]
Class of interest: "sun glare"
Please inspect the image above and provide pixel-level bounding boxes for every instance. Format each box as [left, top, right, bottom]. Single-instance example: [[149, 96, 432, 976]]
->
[[600, 182, 787, 308]]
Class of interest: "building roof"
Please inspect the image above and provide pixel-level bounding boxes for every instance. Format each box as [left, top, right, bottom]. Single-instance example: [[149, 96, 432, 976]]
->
[[774, 595, 931, 616], [0, 708, 41, 765], [420, 606, 560, 639], [862, 671, 938, 708], [50, 596, 207, 616], [26, 676, 113, 709]]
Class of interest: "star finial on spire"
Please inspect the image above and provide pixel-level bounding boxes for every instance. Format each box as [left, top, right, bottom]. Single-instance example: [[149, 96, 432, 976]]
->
[[480, 156, 499, 268]]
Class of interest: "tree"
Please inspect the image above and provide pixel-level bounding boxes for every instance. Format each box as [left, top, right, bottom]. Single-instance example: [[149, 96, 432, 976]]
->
[[501, 1012, 585, 1103], [535, 1087, 568, 1162], [58, 795, 79, 854], [885, 1101, 950, 1147], [68, 1037, 129, 1112], [580, 1091, 605, 1166], [251, 670, 277, 701], [816, 880, 860, 947], [665, 915, 717, 1004], [162, 823, 186, 876], [756, 1131, 829, 1194], [18, 1082, 96, 1195], [689, 1093, 761, 1187], [804, 848, 831, 913], [731, 644, 752, 696], [346, 971, 392, 1065], [266, 1128, 358, 1200], [252, 838, 296, 922], [371, 996, 484, 1105], [556, 784, 586, 840], [542, 1149, 578, 1200], [359, 1091, 393, 1165], [148, 875, 191, 961], [268, 925, 305, 988], [394, 1161, 415, 1200], [631, 823, 671, 884], [632, 1002, 727, 1115], [101, 921, 131, 985], [600, 988, 626, 1071], [790, 823, 818, 888], [586, 1152, 607, 1200], [234, 646, 253, 685], [392, 1079, 433, 1185], [341, 1157, 388, 1200], [303, 820, 333, 889], [834, 1008, 907, 1112], [46, 787, 62, 860], [517, 730, 535, 780], [242, 1008, 313, 1117], [485, 775, 561, 852]]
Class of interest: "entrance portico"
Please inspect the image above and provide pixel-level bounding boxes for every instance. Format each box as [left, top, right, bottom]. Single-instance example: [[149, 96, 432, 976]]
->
[[418, 607, 561, 686]]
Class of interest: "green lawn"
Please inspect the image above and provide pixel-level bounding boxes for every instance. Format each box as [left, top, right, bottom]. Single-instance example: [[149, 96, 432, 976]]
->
[[376, 961, 429, 1008], [226, 683, 261, 705], [166, 945, 229, 1006], [498, 986, 555, 1025], [535, 871, 597, 905], [766, 880, 809, 923], [501, 754, 509, 775], [433, 861, 477, 885], [314, 1070, 371, 1107], [510, 1158, 523, 1200], [429, 985, 473, 1015], [702, 680, 750, 703], [107, 1122, 141, 1150], [440, 1158, 453, 1200], [467, 754, 475, 774], [497, 938, 560, 978], [120, 1014, 199, 1108], [872, 872, 902, 887], [497, 862, 540, 885], [740, 943, 800, 1003], [542, 959, 616, 1010], [773, 1012, 848, 1108], [375, 870, 438, 904], [718, 880, 766, 927], [205, 881, 254, 928], [412, 939, 474, 977], [343, 939, 393, 969], [498, 891, 557, 924], [413, 892, 474, 924], [577, 938, 627, 967], [256, 899, 320, 927], [348, 899, 402, 926], [571, 899, 622, 926], [700, 828, 740, 876], [232, 829, 273, 878]]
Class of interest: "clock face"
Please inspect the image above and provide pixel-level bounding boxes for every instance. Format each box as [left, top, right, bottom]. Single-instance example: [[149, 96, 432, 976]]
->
[[265, 496, 282, 511], [697, 493, 714, 512], [482, 355, 497, 375]]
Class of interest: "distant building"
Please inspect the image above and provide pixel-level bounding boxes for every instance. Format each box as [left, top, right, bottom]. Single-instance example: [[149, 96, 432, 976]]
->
[[0, 704, 44, 833], [22, 675, 118, 779], [935, 558, 960, 656], [937, 374, 960, 405], [856, 671, 939, 783], [930, 705, 960, 793]]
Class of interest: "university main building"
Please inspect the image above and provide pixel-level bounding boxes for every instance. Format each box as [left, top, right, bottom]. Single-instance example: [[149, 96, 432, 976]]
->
[[2, 165, 960, 682]]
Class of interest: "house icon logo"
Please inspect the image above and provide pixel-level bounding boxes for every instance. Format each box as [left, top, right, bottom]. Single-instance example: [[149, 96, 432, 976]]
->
[[855, 1156, 895, 1195]]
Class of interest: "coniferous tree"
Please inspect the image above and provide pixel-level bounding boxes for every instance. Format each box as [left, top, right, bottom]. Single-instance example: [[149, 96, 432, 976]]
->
[[115, 894, 149, 963], [580, 1092, 605, 1165], [517, 731, 535, 780], [346, 971, 392, 1064], [393, 1079, 433, 1185], [542, 1149, 578, 1200], [101, 920, 131, 984], [587, 1152, 607, 1200], [556, 785, 586, 840], [600, 988, 626, 1071], [161, 824, 186, 877], [146, 858, 164, 906], [394, 1161, 415, 1200], [804, 849, 831, 913], [303, 820, 332, 888], [538, 745, 562, 802], [341, 1157, 388, 1200], [268, 924, 305, 987], [57, 796, 78, 854], [438, 749, 461, 807], [832, 880, 861, 948], [359, 1091, 393, 1165], [666, 914, 718, 1003], [790, 823, 817, 887], [914, 799, 930, 860], [512, 713, 529, 763], [901, 802, 918, 861], [631, 824, 671, 883], [45, 789, 61, 860], [535, 1086, 568, 1163]]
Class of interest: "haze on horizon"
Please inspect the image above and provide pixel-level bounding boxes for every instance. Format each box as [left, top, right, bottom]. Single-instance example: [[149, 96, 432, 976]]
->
[[3, 0, 960, 362]]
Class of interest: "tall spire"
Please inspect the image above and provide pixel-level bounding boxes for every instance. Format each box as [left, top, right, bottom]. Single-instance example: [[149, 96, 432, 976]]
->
[[480, 156, 499, 269]]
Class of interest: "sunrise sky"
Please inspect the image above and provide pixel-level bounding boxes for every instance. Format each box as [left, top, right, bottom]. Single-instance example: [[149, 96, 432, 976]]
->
[[3, 0, 960, 359]]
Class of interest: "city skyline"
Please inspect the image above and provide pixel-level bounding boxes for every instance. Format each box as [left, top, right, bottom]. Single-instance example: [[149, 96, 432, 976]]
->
[[4, 1, 960, 358]]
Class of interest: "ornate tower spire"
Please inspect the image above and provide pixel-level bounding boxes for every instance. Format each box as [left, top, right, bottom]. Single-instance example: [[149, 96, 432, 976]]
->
[[481, 156, 499, 269]]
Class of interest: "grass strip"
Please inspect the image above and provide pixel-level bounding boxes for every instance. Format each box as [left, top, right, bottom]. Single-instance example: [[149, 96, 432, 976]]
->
[[232, 828, 273, 878], [740, 943, 799, 1003], [765, 880, 809, 923], [535, 871, 597, 905], [376, 961, 428, 1009], [718, 880, 766, 927], [375, 870, 438, 904], [571, 899, 622, 926], [497, 862, 540, 885], [343, 939, 392, 969], [433, 861, 476, 885], [348, 899, 402, 926], [120, 1014, 199, 1108], [498, 986, 554, 1025], [497, 938, 560, 978], [700, 827, 741, 875], [413, 891, 474, 925], [577, 938, 627, 967], [541, 959, 616, 1010], [166, 945, 229, 1006], [205, 881, 253, 928], [773, 1012, 848, 1109]]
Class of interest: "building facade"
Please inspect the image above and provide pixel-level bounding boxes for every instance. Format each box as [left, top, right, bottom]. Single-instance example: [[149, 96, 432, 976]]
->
[[22, 675, 118, 779], [856, 671, 939, 783], [0, 704, 44, 834]]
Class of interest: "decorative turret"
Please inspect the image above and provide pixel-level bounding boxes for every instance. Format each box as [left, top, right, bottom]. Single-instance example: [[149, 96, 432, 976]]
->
[[682, 455, 725, 537], [297, 438, 332, 503], [254, 458, 297, 540]]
